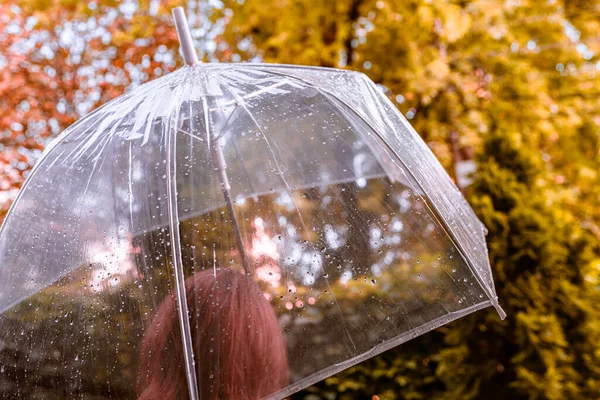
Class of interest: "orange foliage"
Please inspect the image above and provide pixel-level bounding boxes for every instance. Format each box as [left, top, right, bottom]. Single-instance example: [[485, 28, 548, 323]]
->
[[0, 0, 187, 222]]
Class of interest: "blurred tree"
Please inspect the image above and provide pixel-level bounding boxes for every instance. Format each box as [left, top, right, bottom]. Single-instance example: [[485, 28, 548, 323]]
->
[[0, 0, 225, 221], [1, 0, 600, 399], [214, 0, 600, 398]]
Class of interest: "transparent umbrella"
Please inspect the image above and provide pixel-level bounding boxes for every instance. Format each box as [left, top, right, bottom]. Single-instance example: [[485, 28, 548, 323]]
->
[[0, 8, 505, 400]]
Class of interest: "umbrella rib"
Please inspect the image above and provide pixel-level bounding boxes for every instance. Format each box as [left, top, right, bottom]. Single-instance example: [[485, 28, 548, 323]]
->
[[196, 71, 253, 276], [165, 83, 201, 400]]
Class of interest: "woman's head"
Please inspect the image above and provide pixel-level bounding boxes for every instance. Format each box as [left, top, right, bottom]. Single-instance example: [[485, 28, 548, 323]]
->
[[137, 268, 289, 400]]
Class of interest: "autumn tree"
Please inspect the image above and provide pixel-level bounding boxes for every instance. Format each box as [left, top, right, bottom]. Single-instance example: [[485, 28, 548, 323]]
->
[[2, 0, 600, 399], [213, 0, 600, 398], [0, 0, 226, 221]]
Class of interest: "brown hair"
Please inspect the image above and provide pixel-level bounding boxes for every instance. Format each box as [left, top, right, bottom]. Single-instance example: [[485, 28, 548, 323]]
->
[[137, 268, 289, 399]]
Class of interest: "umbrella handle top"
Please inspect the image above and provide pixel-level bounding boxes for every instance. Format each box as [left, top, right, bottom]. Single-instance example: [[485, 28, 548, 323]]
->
[[172, 7, 199, 66]]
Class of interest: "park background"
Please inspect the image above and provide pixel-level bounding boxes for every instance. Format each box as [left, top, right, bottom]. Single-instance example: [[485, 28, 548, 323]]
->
[[0, 0, 599, 399]]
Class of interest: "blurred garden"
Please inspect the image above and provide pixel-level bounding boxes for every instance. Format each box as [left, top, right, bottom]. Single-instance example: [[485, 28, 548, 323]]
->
[[1, 0, 600, 399]]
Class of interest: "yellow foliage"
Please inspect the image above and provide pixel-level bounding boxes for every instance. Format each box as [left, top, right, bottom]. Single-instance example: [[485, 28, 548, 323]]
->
[[441, 4, 471, 43]]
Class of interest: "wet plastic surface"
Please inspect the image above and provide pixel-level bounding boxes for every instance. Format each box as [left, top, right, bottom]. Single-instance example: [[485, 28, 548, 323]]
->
[[0, 64, 501, 399]]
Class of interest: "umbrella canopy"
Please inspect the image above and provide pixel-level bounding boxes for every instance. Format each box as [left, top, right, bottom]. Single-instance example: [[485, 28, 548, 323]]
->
[[0, 8, 504, 400]]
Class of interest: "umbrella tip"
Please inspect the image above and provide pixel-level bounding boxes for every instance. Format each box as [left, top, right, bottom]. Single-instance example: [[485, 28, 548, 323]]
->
[[172, 6, 199, 66], [491, 297, 507, 320]]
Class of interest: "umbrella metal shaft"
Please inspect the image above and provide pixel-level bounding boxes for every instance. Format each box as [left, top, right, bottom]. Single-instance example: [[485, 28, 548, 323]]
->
[[173, 7, 252, 275], [172, 7, 199, 65]]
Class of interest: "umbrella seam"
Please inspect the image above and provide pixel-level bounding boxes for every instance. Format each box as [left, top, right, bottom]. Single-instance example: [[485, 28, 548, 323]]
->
[[203, 62, 362, 76]]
